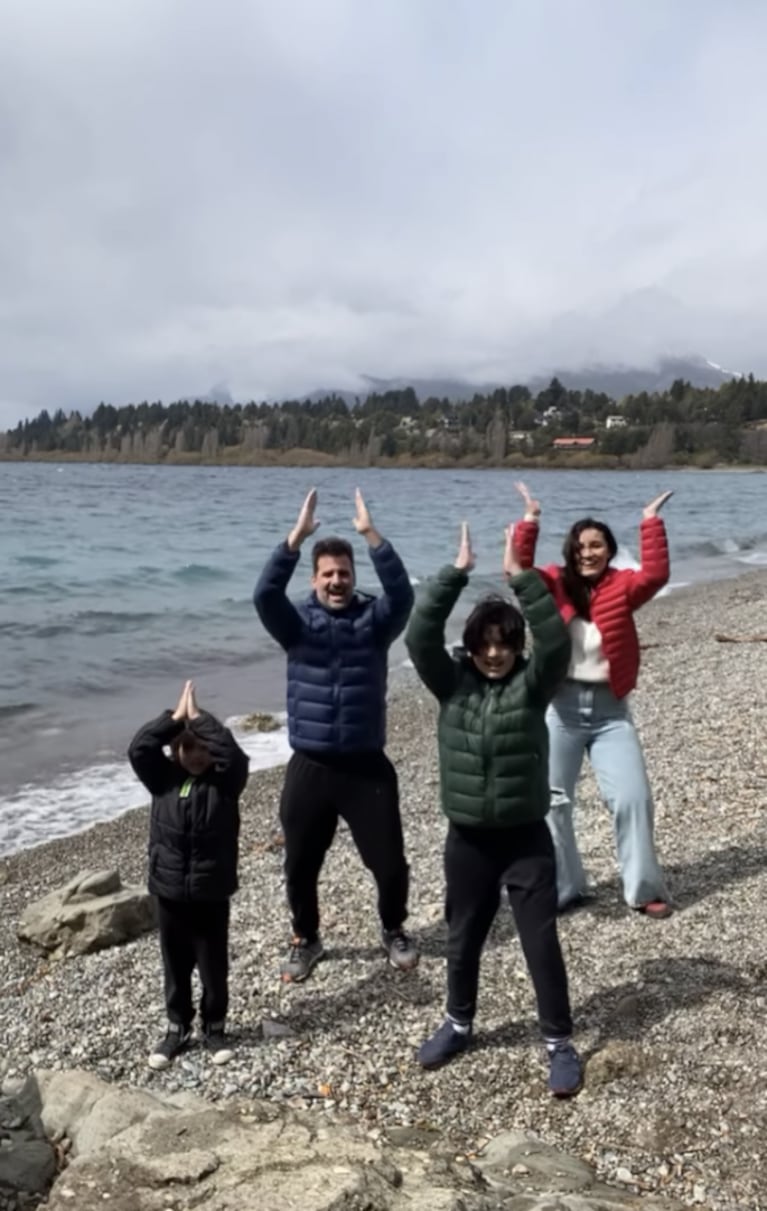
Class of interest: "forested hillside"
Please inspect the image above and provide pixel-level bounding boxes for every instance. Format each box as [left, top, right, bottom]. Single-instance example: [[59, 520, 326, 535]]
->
[[3, 375, 767, 467]]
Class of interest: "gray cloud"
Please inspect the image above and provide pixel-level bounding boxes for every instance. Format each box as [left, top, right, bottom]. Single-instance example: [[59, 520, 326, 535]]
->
[[2, 0, 767, 427]]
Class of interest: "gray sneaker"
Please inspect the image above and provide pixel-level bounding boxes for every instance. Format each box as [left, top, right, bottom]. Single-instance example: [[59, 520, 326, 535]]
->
[[281, 936, 325, 983], [382, 928, 419, 971]]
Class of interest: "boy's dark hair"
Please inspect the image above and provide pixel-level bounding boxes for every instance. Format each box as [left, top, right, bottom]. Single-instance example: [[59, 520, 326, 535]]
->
[[462, 595, 526, 655], [561, 518, 618, 619], [170, 729, 204, 756], [311, 536, 355, 573]]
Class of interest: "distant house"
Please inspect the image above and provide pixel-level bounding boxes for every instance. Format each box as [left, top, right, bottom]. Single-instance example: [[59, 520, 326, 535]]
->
[[605, 415, 628, 429], [539, 406, 563, 427], [552, 436, 596, 450], [508, 430, 532, 445]]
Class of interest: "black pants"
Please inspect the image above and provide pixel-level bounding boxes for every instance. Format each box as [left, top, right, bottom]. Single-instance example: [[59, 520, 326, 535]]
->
[[279, 749, 409, 941], [445, 820, 572, 1039], [157, 897, 230, 1029]]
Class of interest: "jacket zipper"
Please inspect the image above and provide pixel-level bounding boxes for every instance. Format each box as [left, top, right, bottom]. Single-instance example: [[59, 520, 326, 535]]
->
[[481, 689, 496, 824], [179, 777, 195, 898], [331, 622, 341, 747]]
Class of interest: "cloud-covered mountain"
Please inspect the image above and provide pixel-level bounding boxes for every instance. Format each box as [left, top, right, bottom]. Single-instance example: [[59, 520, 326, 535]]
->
[[301, 355, 740, 406]]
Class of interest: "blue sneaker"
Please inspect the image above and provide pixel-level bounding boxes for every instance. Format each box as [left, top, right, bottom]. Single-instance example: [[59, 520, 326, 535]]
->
[[547, 1040, 583, 1097], [418, 1019, 472, 1069]]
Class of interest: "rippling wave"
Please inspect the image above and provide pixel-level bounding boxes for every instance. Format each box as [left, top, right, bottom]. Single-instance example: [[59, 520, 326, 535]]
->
[[1, 461, 765, 853]]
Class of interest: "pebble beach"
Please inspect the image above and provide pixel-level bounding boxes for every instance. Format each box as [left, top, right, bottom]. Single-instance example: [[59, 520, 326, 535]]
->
[[1, 569, 766, 1210]]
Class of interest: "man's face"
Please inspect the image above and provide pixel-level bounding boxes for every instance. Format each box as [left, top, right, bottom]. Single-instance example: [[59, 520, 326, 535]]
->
[[176, 735, 213, 776], [470, 624, 517, 680], [312, 554, 355, 609]]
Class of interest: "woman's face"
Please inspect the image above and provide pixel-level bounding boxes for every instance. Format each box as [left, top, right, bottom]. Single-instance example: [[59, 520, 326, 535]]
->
[[575, 528, 611, 580]]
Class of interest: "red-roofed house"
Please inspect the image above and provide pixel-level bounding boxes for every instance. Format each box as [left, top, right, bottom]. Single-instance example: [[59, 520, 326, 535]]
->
[[552, 437, 596, 450]]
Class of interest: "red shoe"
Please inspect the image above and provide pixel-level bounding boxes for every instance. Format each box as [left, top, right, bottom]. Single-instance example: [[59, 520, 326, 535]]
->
[[637, 900, 673, 919]]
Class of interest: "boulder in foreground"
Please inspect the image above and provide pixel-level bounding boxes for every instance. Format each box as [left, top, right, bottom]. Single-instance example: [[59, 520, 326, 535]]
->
[[4, 1068, 684, 1211], [16, 869, 156, 958]]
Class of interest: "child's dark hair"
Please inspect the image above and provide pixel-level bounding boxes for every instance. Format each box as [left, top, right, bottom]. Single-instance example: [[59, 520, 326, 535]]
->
[[561, 518, 618, 619], [170, 729, 203, 756], [311, 536, 355, 573], [462, 595, 526, 654]]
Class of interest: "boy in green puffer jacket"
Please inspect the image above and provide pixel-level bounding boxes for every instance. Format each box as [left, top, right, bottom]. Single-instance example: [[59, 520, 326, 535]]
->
[[405, 523, 582, 1097]]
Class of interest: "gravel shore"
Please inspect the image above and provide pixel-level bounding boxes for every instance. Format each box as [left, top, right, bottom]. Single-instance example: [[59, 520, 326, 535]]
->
[[1, 570, 766, 1209]]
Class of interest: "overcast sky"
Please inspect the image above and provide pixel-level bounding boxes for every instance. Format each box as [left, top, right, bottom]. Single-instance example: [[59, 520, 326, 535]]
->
[[2, 0, 766, 426]]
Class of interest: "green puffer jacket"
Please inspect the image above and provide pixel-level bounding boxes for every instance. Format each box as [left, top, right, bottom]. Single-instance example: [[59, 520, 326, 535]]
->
[[405, 567, 571, 828]]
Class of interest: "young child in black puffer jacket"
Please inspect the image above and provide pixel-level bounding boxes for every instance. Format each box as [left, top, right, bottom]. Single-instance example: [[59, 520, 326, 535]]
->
[[128, 680, 248, 1070]]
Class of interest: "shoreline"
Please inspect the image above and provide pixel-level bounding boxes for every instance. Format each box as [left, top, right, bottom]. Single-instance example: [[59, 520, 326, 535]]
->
[[2, 569, 767, 1208], [0, 451, 764, 472], [1, 565, 765, 862]]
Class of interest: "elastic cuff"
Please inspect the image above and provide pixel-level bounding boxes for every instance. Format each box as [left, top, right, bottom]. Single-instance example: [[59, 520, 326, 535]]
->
[[447, 1014, 472, 1032]]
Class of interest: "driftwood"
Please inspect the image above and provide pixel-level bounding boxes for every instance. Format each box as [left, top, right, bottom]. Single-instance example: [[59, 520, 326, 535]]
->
[[714, 633, 767, 644]]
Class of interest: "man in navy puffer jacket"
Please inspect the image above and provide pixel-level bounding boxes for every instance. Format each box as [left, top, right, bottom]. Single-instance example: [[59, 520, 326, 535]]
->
[[254, 487, 418, 982]]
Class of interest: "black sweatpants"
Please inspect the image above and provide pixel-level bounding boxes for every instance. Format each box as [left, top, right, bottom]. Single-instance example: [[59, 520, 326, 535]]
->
[[157, 897, 230, 1029], [445, 820, 572, 1039], [279, 749, 409, 941]]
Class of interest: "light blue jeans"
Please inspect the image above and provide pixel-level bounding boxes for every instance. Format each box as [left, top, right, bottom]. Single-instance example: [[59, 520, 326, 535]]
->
[[546, 680, 669, 909]]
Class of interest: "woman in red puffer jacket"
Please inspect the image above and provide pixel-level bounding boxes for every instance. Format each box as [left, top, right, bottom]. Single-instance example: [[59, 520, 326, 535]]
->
[[514, 483, 673, 920]]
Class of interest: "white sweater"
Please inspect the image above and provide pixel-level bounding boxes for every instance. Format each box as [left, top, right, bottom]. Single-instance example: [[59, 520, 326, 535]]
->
[[567, 618, 610, 682]]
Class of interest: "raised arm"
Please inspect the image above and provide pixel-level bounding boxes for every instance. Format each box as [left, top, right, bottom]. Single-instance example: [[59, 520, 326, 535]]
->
[[128, 682, 189, 795], [503, 526, 570, 706], [513, 480, 542, 570], [186, 686, 249, 797], [624, 491, 672, 611], [405, 522, 473, 700], [353, 489, 414, 642], [253, 489, 319, 649]]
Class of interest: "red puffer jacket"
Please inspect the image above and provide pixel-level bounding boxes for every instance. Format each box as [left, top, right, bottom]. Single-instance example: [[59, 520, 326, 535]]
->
[[514, 516, 670, 699]]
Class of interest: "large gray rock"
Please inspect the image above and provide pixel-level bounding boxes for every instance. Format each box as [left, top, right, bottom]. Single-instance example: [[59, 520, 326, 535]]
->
[[0, 1139, 56, 1195], [25, 1070, 683, 1211], [16, 870, 156, 958], [0, 1079, 56, 1205], [36, 1069, 168, 1156], [474, 1130, 661, 1209]]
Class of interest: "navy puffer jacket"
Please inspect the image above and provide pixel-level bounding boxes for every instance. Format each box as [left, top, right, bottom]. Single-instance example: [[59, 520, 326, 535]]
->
[[254, 540, 414, 753]]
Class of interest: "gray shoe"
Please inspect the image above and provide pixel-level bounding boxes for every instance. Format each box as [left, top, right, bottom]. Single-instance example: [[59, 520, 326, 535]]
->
[[382, 928, 419, 971], [281, 936, 325, 983]]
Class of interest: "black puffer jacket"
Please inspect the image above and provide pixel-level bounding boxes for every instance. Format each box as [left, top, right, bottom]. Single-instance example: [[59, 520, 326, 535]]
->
[[128, 710, 249, 901]]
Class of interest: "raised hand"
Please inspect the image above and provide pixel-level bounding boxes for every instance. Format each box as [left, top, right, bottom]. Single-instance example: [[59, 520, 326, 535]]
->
[[186, 681, 200, 719], [353, 487, 382, 547], [642, 490, 673, 519], [454, 522, 476, 572], [503, 524, 522, 579], [352, 488, 373, 535], [172, 680, 193, 721], [514, 480, 541, 521], [287, 489, 320, 550]]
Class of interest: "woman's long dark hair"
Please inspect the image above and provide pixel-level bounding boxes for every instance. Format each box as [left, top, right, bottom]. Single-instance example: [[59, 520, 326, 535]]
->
[[561, 518, 618, 619]]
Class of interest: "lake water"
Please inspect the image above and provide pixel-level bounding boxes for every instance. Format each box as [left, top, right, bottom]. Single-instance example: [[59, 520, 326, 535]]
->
[[1, 462, 765, 855]]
